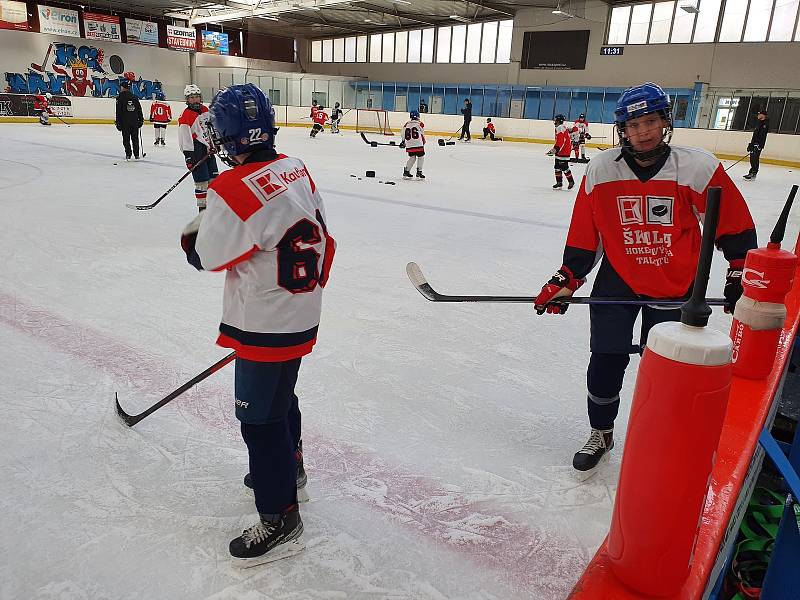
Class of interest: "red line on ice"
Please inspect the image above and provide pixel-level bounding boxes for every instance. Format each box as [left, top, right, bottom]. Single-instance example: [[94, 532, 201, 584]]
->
[[0, 292, 586, 597]]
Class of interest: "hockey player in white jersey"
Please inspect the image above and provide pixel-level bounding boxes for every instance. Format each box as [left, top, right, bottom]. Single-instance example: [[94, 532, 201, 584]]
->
[[180, 83, 335, 566], [572, 113, 591, 162], [179, 84, 219, 211], [401, 110, 426, 180], [329, 102, 342, 134]]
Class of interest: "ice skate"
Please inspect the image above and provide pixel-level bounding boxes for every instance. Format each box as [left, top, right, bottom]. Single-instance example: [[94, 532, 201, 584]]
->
[[229, 506, 304, 567], [573, 428, 614, 479]]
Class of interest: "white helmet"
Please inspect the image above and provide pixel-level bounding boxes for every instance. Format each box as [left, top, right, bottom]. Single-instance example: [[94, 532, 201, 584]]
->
[[184, 84, 202, 99], [45, 92, 53, 100]]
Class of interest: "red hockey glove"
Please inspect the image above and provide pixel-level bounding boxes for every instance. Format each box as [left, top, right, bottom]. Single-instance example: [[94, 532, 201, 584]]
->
[[534, 266, 584, 315], [724, 259, 745, 314]]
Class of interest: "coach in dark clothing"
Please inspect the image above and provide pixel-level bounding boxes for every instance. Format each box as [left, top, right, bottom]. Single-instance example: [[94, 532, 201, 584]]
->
[[744, 110, 769, 180], [115, 80, 144, 160], [459, 98, 472, 141]]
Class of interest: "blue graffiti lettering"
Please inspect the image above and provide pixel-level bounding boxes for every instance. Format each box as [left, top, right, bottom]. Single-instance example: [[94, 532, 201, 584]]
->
[[92, 77, 119, 98], [54, 43, 77, 68], [5, 72, 29, 93]]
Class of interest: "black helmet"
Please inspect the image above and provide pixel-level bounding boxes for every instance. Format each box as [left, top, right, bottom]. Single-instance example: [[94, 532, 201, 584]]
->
[[578, 113, 586, 120], [554, 114, 565, 125]]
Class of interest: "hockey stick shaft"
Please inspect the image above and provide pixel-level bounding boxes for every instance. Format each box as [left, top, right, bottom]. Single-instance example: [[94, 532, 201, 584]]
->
[[139, 127, 146, 157], [51, 112, 71, 127], [126, 153, 211, 210], [406, 262, 726, 306], [115, 351, 236, 427], [724, 152, 751, 172]]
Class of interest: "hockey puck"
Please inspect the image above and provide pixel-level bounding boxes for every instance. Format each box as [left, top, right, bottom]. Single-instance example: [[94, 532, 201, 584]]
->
[[370, 141, 378, 147], [113, 162, 118, 165], [437, 139, 445, 146], [383, 181, 396, 185], [445, 141, 456, 146], [365, 170, 376, 177], [389, 141, 396, 146]]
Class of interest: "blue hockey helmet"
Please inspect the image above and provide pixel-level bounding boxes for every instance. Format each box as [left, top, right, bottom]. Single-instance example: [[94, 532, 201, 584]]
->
[[614, 82, 671, 124], [614, 82, 673, 160], [208, 84, 277, 164], [409, 109, 420, 120]]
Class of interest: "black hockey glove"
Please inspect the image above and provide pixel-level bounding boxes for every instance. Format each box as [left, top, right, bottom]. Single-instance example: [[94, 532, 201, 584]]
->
[[584, 133, 592, 140], [724, 259, 745, 314], [180, 213, 205, 271], [184, 151, 195, 170]]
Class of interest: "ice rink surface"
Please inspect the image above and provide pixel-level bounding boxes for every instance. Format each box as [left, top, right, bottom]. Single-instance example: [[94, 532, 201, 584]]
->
[[1, 122, 798, 599]]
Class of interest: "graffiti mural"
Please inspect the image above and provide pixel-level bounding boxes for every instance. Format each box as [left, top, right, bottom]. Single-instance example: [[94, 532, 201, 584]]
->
[[4, 42, 163, 99]]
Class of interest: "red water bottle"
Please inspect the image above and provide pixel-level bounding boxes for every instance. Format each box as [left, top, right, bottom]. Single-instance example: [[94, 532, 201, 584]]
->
[[731, 185, 798, 379], [607, 188, 733, 596]]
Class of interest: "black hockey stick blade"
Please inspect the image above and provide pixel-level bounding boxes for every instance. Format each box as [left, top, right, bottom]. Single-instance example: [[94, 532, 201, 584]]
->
[[115, 351, 236, 427], [406, 262, 727, 306]]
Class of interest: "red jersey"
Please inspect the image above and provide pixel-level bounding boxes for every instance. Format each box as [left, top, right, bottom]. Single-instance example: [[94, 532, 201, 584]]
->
[[150, 101, 172, 123], [486, 122, 495, 134], [564, 146, 755, 298], [312, 110, 328, 126], [554, 124, 571, 158], [33, 95, 50, 111]]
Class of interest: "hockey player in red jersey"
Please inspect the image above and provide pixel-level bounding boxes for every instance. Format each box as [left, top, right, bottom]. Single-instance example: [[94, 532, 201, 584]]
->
[[33, 92, 52, 126], [482, 118, 501, 141], [179, 84, 219, 211], [548, 114, 574, 189], [309, 104, 328, 138], [149, 92, 172, 146], [180, 83, 335, 566], [572, 113, 591, 162], [402, 110, 426, 179], [533, 82, 757, 476]]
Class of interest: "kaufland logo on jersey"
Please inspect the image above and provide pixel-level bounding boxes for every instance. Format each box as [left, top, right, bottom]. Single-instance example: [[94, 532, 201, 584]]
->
[[279, 165, 310, 186], [246, 168, 286, 203]]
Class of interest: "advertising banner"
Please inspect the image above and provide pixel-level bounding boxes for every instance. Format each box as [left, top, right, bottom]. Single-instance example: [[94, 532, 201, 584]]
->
[[37, 5, 80, 37], [0, 0, 29, 31], [0, 93, 73, 117], [83, 12, 121, 42], [126, 18, 159, 46], [166, 24, 196, 52], [201, 30, 229, 55]]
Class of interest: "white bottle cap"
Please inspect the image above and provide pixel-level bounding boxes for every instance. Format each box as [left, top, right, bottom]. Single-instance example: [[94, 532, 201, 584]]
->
[[646, 321, 732, 366]]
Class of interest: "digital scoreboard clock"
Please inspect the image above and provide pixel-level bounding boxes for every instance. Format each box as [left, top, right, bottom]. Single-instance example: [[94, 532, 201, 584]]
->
[[600, 46, 624, 56]]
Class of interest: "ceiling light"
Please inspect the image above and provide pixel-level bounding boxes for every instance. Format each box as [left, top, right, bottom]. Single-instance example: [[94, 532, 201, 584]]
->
[[393, 0, 412, 4], [449, 14, 471, 23], [259, 15, 280, 20], [680, 2, 699, 12], [552, 4, 576, 17]]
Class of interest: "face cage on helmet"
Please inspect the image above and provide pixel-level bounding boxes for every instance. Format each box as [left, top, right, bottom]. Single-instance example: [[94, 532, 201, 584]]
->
[[206, 121, 241, 168], [616, 109, 673, 162]]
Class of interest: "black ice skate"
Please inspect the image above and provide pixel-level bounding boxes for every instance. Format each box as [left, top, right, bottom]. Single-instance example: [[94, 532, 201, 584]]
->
[[403, 169, 413, 179], [567, 180, 575, 190], [229, 506, 304, 567], [573, 428, 614, 477], [553, 182, 562, 189], [154, 140, 160, 146], [160, 139, 166, 146], [743, 172, 756, 180], [416, 170, 425, 180], [245, 443, 308, 502]]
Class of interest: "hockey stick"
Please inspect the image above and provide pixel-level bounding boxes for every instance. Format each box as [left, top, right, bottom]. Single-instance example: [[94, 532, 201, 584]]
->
[[126, 154, 211, 210], [406, 262, 727, 306], [360, 132, 401, 147], [724, 152, 751, 172], [139, 128, 147, 158], [51, 111, 71, 127], [30, 43, 53, 72], [115, 351, 236, 427]]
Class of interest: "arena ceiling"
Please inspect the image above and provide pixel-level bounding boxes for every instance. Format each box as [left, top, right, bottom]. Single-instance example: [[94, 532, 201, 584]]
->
[[77, 0, 596, 38]]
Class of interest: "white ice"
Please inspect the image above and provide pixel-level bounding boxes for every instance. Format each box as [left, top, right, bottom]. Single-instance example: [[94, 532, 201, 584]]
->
[[1, 123, 797, 600]]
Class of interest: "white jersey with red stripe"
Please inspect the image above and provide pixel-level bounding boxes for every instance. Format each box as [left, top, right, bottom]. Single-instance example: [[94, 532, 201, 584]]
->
[[573, 119, 590, 136], [178, 105, 212, 152], [150, 101, 172, 123], [194, 154, 336, 361], [401, 119, 425, 153]]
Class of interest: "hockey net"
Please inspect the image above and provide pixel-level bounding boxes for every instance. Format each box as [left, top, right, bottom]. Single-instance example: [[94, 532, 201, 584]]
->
[[355, 109, 394, 136]]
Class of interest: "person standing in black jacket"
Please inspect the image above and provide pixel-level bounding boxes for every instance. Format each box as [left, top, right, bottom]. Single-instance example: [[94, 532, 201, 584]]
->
[[743, 110, 769, 180], [459, 98, 472, 141], [115, 80, 144, 161]]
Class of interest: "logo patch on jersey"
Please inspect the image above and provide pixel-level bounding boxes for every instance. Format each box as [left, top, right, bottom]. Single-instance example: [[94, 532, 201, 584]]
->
[[244, 167, 287, 204], [646, 196, 673, 225], [618, 196, 643, 225]]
